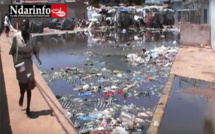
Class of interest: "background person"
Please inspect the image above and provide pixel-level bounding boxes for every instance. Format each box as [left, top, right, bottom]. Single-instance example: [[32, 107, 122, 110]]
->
[[4, 13, 10, 37]]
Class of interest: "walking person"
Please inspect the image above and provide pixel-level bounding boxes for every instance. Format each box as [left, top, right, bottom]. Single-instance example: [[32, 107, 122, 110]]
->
[[4, 13, 10, 37], [9, 19, 42, 117]]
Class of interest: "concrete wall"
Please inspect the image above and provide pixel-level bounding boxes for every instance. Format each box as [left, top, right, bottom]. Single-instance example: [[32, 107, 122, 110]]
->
[[180, 24, 211, 46], [210, 0, 215, 50]]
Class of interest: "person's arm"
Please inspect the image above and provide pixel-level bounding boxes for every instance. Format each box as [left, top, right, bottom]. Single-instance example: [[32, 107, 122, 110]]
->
[[9, 36, 16, 56], [33, 45, 42, 65], [34, 51, 42, 65], [32, 36, 42, 65], [10, 24, 18, 33]]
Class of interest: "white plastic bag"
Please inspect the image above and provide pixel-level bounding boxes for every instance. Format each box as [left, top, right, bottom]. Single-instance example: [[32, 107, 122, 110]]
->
[[111, 126, 129, 134], [15, 62, 25, 73]]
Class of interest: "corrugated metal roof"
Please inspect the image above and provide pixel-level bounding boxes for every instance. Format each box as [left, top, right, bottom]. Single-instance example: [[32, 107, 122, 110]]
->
[[171, 0, 182, 2], [145, 0, 178, 4], [145, 0, 159, 4], [145, 0, 160, 4], [20, 0, 48, 3]]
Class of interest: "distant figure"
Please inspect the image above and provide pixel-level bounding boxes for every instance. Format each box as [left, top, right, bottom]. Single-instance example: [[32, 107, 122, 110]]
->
[[83, 12, 85, 20], [9, 19, 42, 117], [4, 13, 10, 37]]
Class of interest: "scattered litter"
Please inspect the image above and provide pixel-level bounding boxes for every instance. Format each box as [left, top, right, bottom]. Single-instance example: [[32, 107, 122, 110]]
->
[[39, 29, 179, 133], [154, 121, 159, 127]]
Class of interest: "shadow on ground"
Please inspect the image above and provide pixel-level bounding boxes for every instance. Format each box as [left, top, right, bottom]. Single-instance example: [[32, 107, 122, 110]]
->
[[21, 109, 54, 119], [0, 53, 12, 134]]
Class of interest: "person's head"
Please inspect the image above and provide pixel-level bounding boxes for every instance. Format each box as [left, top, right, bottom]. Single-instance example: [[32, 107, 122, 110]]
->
[[21, 19, 29, 34], [5, 13, 8, 16]]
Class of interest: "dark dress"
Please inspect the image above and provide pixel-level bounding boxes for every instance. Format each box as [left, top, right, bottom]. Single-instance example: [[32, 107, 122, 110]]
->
[[9, 31, 39, 90]]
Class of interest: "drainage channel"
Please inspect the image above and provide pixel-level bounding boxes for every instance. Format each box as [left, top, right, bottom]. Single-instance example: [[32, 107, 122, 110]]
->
[[33, 29, 179, 134]]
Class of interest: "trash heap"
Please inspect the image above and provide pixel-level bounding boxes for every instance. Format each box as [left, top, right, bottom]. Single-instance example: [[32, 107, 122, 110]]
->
[[40, 45, 178, 134], [126, 45, 178, 66], [58, 96, 154, 134]]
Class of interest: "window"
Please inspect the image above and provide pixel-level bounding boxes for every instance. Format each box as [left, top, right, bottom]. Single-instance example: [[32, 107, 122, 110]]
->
[[204, 9, 207, 24]]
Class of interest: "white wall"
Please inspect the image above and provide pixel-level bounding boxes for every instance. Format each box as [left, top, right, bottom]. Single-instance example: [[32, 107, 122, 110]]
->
[[210, 0, 215, 50]]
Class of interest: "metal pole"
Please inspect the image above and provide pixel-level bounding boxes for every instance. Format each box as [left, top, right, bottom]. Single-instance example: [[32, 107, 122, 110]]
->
[[210, 0, 215, 50]]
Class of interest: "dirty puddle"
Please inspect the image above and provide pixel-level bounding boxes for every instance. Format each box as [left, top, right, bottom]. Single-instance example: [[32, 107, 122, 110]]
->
[[33, 29, 179, 134], [158, 76, 215, 134]]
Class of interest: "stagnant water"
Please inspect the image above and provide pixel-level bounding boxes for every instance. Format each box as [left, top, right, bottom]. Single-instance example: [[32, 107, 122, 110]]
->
[[33, 29, 179, 133], [158, 76, 215, 134], [34, 29, 179, 72]]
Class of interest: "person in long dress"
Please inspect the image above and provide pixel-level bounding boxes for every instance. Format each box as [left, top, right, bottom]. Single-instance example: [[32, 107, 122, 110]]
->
[[4, 13, 10, 37], [9, 19, 42, 117]]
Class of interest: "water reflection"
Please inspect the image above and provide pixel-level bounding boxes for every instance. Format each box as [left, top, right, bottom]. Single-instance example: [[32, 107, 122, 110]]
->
[[35, 29, 179, 49], [204, 119, 214, 134], [33, 29, 179, 133], [33, 29, 179, 71], [158, 76, 215, 134]]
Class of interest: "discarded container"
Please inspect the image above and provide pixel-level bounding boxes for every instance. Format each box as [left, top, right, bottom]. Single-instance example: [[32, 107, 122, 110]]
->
[[89, 108, 103, 119], [78, 91, 92, 96], [83, 84, 90, 90], [120, 111, 135, 123], [77, 116, 92, 121], [102, 109, 112, 120], [137, 112, 149, 118], [111, 126, 129, 134]]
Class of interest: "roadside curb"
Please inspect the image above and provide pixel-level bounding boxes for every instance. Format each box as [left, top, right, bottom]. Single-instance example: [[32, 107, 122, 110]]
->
[[147, 74, 175, 134]]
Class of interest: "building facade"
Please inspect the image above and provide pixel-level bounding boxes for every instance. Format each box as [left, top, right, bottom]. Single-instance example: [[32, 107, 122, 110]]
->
[[182, 0, 209, 24]]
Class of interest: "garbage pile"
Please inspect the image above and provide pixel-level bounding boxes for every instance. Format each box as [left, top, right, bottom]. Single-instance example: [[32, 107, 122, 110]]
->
[[86, 5, 175, 29], [39, 44, 178, 133], [59, 96, 154, 134], [125, 45, 178, 66]]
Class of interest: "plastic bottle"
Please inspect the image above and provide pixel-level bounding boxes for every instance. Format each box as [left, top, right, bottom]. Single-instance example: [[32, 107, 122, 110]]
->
[[123, 90, 128, 98], [88, 108, 102, 119], [119, 111, 135, 123], [82, 84, 90, 90], [84, 91, 92, 96], [77, 116, 92, 121]]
